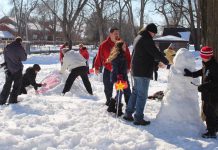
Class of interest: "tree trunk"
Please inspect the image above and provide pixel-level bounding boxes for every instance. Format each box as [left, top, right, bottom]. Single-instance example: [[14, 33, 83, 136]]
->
[[200, 0, 218, 61]]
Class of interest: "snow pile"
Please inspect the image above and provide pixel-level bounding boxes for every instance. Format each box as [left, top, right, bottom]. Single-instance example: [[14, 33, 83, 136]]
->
[[0, 53, 217, 149], [156, 48, 204, 135]]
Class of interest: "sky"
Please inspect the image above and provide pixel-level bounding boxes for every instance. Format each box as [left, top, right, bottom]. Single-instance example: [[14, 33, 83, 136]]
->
[[0, 1, 12, 17], [0, 0, 163, 25]]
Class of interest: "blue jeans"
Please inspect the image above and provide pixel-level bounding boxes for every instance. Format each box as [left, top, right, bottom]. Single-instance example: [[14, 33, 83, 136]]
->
[[125, 76, 150, 122], [103, 69, 113, 102]]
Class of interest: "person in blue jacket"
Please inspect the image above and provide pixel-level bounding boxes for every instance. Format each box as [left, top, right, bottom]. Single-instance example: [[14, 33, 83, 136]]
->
[[106, 40, 131, 116]]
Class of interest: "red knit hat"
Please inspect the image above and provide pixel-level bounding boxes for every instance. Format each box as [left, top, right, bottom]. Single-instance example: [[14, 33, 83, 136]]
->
[[200, 46, 213, 59]]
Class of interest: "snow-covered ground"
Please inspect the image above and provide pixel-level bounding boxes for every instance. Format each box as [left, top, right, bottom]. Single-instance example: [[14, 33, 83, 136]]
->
[[0, 51, 217, 150]]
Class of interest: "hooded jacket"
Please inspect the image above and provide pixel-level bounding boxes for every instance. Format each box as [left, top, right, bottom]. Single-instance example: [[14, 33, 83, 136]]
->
[[61, 50, 87, 73], [4, 41, 27, 74]]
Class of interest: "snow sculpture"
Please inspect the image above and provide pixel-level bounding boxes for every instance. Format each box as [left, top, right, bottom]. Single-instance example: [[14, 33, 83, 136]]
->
[[156, 48, 204, 133]]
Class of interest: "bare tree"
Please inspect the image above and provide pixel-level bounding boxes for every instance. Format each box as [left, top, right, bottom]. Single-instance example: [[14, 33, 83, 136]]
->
[[41, 0, 88, 49], [171, 0, 201, 50], [124, 0, 137, 36], [153, 0, 184, 27], [199, 0, 218, 60], [140, 0, 149, 29], [11, 0, 38, 38]]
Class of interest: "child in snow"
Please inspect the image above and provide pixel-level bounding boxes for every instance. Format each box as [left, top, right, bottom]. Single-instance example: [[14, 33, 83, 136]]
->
[[60, 42, 69, 65], [184, 46, 218, 138], [79, 43, 90, 73], [61, 48, 93, 95], [164, 43, 176, 69], [106, 41, 131, 116], [20, 64, 46, 94]]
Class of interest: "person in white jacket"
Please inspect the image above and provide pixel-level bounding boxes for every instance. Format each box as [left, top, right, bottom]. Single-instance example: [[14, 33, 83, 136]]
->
[[61, 49, 93, 95]]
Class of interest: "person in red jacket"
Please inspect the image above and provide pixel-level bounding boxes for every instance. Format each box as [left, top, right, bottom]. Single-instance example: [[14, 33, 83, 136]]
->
[[60, 42, 69, 65], [79, 43, 89, 60], [94, 27, 131, 106]]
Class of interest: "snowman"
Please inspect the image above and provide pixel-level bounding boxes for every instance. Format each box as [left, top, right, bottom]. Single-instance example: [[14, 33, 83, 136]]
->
[[155, 48, 204, 134]]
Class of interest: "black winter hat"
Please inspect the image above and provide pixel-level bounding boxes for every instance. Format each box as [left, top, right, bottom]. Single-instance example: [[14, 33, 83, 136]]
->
[[33, 64, 41, 71], [146, 23, 157, 34]]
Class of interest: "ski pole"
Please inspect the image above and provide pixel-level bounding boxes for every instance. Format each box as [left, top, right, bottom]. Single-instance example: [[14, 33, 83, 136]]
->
[[116, 90, 121, 118]]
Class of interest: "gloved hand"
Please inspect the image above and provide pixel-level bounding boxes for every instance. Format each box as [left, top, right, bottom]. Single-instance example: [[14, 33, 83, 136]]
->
[[42, 83, 47, 87], [117, 74, 123, 80], [5, 69, 11, 78], [198, 85, 205, 93], [198, 83, 210, 93], [184, 68, 193, 77]]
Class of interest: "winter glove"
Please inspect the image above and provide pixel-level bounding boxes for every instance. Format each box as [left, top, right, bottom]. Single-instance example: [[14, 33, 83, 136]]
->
[[42, 83, 47, 87], [184, 68, 193, 77], [117, 74, 123, 80], [5, 69, 11, 78], [198, 83, 210, 93]]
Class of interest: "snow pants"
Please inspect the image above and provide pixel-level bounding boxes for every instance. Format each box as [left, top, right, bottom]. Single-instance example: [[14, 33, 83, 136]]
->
[[0, 70, 23, 104], [62, 66, 93, 95]]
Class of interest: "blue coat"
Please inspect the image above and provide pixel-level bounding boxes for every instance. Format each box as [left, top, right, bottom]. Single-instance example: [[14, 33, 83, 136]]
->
[[111, 52, 128, 83]]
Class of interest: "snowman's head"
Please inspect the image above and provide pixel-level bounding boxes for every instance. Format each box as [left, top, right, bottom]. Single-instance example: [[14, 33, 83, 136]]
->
[[173, 48, 196, 71]]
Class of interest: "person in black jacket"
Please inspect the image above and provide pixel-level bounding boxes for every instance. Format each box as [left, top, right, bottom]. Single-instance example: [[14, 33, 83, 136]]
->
[[106, 41, 131, 116], [0, 37, 27, 105], [20, 64, 45, 94], [184, 46, 218, 138], [123, 23, 169, 126]]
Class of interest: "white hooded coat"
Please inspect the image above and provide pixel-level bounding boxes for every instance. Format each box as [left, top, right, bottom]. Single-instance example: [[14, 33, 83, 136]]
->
[[61, 50, 87, 73]]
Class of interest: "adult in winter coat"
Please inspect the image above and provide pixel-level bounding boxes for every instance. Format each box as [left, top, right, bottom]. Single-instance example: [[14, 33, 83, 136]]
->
[[184, 46, 218, 138], [94, 27, 131, 105], [123, 23, 169, 125], [59, 42, 69, 65], [106, 40, 131, 116], [61, 49, 93, 95], [20, 64, 45, 94], [0, 37, 27, 104]]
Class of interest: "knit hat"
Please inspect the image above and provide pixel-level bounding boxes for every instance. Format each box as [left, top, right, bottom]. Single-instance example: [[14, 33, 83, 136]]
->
[[200, 46, 213, 59], [33, 64, 41, 71], [146, 23, 157, 34]]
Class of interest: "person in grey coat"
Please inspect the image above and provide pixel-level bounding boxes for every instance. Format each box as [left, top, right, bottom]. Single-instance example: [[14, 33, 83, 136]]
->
[[0, 37, 27, 105]]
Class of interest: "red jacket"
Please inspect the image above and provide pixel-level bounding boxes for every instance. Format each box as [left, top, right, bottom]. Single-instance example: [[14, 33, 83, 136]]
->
[[79, 47, 89, 60], [59, 44, 66, 63], [94, 37, 131, 71]]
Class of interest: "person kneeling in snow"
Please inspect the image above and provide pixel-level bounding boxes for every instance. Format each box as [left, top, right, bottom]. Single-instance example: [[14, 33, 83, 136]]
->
[[106, 41, 131, 116], [61, 48, 93, 95], [184, 46, 218, 139], [20, 64, 46, 94]]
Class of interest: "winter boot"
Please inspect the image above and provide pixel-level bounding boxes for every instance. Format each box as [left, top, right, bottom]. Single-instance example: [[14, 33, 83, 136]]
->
[[202, 131, 217, 139], [107, 98, 116, 113], [123, 115, 134, 122], [116, 103, 123, 117], [133, 119, 151, 126], [105, 99, 111, 106]]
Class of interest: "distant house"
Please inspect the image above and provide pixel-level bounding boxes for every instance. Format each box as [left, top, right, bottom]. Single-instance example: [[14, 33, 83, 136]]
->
[[154, 35, 189, 52], [0, 16, 64, 42], [162, 27, 201, 44], [154, 27, 200, 51]]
